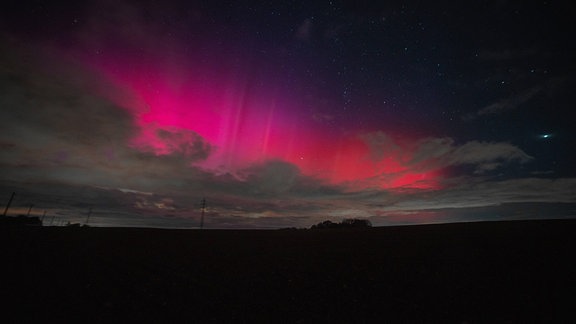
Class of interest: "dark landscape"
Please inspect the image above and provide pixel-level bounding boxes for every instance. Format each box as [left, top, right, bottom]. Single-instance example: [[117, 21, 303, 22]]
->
[[2, 219, 575, 322]]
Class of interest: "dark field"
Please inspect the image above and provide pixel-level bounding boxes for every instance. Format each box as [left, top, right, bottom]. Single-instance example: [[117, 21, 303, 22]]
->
[[2, 220, 576, 322]]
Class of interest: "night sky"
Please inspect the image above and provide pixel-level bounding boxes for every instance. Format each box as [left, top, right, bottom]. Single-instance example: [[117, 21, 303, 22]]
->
[[1, 0, 575, 228]]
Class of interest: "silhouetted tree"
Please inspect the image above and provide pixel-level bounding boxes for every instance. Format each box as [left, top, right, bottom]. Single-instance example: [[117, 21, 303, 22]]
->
[[311, 220, 338, 229], [310, 218, 372, 229], [341, 218, 372, 228]]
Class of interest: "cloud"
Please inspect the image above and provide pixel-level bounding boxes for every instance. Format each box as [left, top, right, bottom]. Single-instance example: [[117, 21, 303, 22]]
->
[[0, 45, 130, 184], [408, 137, 532, 174], [463, 87, 541, 120], [361, 132, 403, 162], [0, 48, 135, 147], [384, 177, 576, 211], [476, 49, 537, 61], [446, 140, 531, 167], [295, 18, 313, 42], [477, 87, 540, 115], [0, 41, 216, 196], [133, 125, 212, 161], [360, 132, 532, 175], [241, 160, 300, 195]]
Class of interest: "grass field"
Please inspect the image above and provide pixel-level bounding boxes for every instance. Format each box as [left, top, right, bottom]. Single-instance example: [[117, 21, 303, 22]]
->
[[2, 219, 575, 322]]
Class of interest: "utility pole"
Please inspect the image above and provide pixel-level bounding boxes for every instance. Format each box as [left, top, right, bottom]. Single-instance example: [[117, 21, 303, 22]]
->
[[27, 204, 34, 216], [3, 192, 15, 216], [86, 207, 92, 225], [200, 198, 206, 230]]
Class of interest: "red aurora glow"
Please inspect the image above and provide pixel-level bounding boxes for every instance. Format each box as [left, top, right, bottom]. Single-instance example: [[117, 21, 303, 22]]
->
[[81, 53, 441, 191]]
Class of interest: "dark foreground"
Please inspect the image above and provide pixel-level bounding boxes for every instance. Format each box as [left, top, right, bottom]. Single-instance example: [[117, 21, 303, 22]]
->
[[2, 220, 576, 322]]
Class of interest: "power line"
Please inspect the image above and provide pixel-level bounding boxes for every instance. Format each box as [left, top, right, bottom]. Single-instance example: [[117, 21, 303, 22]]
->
[[3, 192, 15, 216], [86, 207, 92, 225]]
